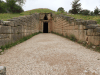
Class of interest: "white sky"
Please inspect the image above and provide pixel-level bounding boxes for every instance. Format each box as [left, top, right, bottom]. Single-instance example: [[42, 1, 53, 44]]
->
[[3, 0, 100, 12]]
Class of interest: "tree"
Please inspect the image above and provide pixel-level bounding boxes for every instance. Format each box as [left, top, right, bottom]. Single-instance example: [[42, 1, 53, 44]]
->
[[57, 7, 65, 13], [6, 0, 24, 13], [90, 11, 94, 16], [94, 6, 100, 15], [68, 9, 73, 13], [16, 0, 26, 6], [0, 0, 7, 13], [70, 0, 82, 14], [6, 0, 17, 13]]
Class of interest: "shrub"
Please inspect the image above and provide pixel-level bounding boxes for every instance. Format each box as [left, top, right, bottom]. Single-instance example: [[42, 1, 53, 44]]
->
[[65, 34, 69, 38], [70, 0, 82, 14], [95, 46, 100, 52], [90, 11, 95, 16], [6, 0, 24, 13], [57, 7, 65, 13], [8, 4, 24, 13], [82, 42, 87, 46], [78, 40, 82, 44], [80, 9, 90, 15], [70, 35, 77, 41], [0, 1, 7, 13], [13, 4, 24, 13], [94, 6, 100, 15], [87, 42, 93, 48]]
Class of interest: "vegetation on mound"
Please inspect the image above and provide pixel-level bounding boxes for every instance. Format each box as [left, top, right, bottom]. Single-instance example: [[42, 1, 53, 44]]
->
[[65, 14, 100, 25], [0, 8, 100, 25], [0, 9, 57, 21]]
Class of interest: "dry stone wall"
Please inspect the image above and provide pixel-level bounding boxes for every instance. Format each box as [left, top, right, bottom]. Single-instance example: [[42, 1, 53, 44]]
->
[[0, 12, 100, 47], [0, 13, 39, 47], [52, 14, 100, 46]]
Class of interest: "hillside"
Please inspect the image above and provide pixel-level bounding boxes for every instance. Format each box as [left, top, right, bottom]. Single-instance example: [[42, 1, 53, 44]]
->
[[0, 8, 100, 25], [0, 8, 56, 21]]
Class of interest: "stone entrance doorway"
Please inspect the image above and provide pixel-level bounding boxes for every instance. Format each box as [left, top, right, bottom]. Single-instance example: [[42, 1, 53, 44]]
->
[[39, 13, 52, 33], [43, 22, 48, 33]]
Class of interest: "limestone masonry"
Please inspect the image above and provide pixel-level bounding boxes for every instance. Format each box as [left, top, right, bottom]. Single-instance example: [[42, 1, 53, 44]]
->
[[0, 12, 100, 47]]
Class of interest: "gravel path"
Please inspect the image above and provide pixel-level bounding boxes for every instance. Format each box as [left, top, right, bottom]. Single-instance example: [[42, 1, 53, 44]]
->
[[0, 33, 100, 75]]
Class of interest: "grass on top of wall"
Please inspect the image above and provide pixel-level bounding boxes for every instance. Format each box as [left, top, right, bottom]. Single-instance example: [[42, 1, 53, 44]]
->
[[0, 32, 42, 54], [0, 8, 100, 25], [0, 9, 56, 21], [65, 14, 100, 25]]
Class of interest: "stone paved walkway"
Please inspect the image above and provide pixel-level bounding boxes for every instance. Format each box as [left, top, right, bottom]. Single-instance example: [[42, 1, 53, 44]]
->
[[0, 33, 100, 75]]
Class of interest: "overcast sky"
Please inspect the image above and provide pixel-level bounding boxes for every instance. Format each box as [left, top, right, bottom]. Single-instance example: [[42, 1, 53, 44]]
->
[[3, 0, 100, 12]]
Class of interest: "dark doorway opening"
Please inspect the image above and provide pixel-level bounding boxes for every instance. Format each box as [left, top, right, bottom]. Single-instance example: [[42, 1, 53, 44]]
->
[[43, 22, 48, 33], [44, 14, 48, 20]]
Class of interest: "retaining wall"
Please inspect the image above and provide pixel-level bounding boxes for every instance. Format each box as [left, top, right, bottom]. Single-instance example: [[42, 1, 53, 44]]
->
[[0, 13, 40, 47], [0, 13, 100, 47], [52, 14, 100, 46]]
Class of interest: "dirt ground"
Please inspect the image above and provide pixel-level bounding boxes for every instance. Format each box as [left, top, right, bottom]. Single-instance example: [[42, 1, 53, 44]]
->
[[0, 33, 100, 75]]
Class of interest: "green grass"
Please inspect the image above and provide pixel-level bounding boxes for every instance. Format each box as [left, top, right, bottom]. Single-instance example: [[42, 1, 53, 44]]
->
[[1, 8, 100, 25], [0, 8, 56, 21], [0, 32, 41, 53], [66, 14, 100, 25], [69, 34, 77, 41], [0, 8, 63, 21]]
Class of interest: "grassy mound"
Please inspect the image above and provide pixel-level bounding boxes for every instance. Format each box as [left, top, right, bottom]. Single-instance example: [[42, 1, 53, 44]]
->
[[0, 8, 100, 25]]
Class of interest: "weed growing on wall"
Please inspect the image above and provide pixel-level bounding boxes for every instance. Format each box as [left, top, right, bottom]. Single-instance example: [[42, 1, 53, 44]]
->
[[95, 46, 100, 52], [65, 34, 69, 39], [69, 34, 77, 41], [77, 40, 82, 44], [82, 41, 87, 46], [87, 42, 93, 49]]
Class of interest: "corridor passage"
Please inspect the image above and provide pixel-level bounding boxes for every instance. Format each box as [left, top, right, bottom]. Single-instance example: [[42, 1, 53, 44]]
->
[[0, 33, 100, 75]]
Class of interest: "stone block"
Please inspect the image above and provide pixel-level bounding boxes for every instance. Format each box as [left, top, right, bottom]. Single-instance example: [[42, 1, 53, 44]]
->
[[87, 29, 94, 36], [3, 21, 14, 26], [78, 25, 84, 30], [0, 34, 11, 39], [11, 26, 22, 34], [11, 33, 22, 43], [0, 20, 5, 25], [69, 21, 75, 26], [87, 20, 97, 25], [73, 30, 79, 40], [0, 66, 6, 75], [74, 25, 79, 29], [86, 24, 98, 29], [67, 26, 75, 30], [0, 39, 11, 47], [78, 30, 87, 41], [75, 21, 82, 25], [74, 25, 85, 30], [93, 36, 100, 45], [88, 36, 100, 45], [93, 32, 100, 36], [94, 26, 100, 33], [3, 21, 10, 26], [0, 26, 11, 34]]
